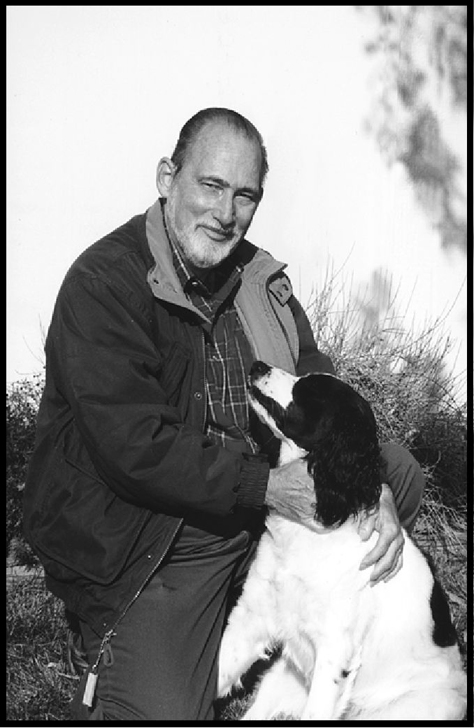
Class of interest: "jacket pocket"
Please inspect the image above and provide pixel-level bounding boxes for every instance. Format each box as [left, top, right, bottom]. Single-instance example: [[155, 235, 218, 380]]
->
[[27, 433, 150, 586]]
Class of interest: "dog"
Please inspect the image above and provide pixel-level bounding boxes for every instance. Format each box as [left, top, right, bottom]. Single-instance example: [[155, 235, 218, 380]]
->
[[217, 361, 467, 720]]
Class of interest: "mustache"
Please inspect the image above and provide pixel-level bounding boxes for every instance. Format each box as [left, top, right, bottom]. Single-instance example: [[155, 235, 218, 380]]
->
[[200, 223, 235, 238]]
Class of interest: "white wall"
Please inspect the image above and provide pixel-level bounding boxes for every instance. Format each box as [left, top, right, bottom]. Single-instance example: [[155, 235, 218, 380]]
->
[[7, 6, 466, 398]]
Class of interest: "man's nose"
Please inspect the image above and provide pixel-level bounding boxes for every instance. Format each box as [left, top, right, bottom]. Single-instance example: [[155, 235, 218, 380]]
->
[[213, 190, 235, 227]]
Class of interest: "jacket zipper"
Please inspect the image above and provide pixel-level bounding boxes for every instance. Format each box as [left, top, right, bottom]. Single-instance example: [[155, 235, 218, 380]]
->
[[199, 328, 207, 432], [83, 321, 207, 707], [82, 520, 182, 707]]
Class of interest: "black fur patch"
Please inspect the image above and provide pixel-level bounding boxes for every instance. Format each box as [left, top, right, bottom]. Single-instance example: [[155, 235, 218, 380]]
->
[[430, 576, 458, 648], [249, 410, 282, 468], [293, 376, 381, 527], [248, 386, 287, 432]]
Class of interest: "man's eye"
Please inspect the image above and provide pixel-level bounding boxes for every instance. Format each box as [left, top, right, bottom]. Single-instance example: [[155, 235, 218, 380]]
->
[[203, 182, 220, 191], [237, 193, 257, 205]]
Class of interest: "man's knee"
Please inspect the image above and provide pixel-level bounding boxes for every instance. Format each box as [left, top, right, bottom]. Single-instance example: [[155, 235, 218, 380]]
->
[[379, 442, 425, 533]]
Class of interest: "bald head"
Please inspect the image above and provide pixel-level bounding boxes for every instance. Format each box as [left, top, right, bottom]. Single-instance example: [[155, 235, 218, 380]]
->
[[170, 107, 269, 193]]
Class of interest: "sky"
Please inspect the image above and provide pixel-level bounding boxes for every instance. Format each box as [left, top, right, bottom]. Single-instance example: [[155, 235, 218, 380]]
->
[[7, 6, 467, 399]]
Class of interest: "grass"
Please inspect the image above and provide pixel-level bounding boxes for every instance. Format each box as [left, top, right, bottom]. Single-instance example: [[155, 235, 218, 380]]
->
[[7, 571, 78, 721], [6, 270, 468, 721]]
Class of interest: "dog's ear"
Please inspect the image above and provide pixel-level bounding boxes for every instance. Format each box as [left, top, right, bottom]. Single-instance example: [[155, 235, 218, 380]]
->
[[305, 392, 382, 528]]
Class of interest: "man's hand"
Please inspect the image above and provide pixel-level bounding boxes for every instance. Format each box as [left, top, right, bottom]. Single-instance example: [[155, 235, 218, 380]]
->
[[358, 483, 404, 586], [265, 460, 326, 532]]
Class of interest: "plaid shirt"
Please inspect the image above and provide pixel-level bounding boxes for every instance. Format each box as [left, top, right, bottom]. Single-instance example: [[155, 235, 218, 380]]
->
[[170, 240, 259, 455]]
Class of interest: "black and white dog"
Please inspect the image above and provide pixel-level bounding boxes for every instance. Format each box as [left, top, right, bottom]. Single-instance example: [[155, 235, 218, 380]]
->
[[218, 362, 466, 720]]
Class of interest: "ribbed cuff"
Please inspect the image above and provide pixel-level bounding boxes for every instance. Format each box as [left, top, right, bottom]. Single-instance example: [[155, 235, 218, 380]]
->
[[236, 454, 270, 510]]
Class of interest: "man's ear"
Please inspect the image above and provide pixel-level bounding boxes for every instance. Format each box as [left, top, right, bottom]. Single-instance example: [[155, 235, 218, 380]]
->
[[156, 157, 177, 197]]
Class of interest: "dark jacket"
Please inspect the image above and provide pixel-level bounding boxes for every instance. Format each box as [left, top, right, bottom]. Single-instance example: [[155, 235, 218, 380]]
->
[[23, 202, 334, 637]]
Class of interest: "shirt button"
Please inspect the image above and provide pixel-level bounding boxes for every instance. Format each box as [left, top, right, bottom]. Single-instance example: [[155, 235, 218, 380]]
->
[[194, 391, 203, 400]]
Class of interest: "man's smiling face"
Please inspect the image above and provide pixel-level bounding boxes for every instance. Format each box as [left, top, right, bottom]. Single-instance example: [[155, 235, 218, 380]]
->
[[158, 121, 263, 273]]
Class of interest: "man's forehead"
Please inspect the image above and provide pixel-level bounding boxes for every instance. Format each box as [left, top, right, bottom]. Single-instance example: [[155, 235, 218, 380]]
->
[[188, 121, 261, 165]]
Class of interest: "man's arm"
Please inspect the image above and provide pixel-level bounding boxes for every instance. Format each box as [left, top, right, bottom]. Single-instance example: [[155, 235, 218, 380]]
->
[[50, 274, 261, 519], [265, 459, 321, 529]]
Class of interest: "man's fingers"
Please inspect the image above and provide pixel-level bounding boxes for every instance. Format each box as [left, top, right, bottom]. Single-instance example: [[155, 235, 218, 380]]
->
[[359, 534, 389, 570], [369, 543, 404, 586], [384, 552, 404, 583], [357, 515, 376, 541], [371, 552, 403, 587], [356, 505, 379, 541], [360, 528, 403, 569]]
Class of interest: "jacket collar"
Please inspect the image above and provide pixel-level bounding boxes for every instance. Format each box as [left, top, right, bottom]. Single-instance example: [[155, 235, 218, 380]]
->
[[145, 198, 191, 306]]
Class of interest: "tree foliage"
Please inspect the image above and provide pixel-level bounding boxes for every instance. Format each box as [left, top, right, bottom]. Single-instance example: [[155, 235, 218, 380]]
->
[[358, 5, 467, 253]]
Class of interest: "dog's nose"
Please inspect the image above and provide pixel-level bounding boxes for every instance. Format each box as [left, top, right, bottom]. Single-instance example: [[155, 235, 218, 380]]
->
[[250, 361, 271, 379]]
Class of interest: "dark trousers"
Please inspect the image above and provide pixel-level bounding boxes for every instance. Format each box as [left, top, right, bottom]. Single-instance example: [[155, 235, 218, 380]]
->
[[71, 442, 425, 721]]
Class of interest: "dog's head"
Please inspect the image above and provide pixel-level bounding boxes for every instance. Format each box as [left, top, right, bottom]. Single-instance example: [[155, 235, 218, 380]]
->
[[248, 361, 382, 528]]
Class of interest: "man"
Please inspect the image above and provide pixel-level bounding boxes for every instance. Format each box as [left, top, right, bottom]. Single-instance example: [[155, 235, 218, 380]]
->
[[23, 108, 424, 720]]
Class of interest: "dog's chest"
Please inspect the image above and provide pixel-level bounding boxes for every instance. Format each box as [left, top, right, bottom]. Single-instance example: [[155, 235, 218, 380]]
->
[[256, 516, 375, 638], [245, 516, 374, 680]]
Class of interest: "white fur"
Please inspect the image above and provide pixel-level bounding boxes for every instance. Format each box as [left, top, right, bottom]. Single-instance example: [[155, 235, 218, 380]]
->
[[218, 367, 467, 720], [248, 366, 299, 409]]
